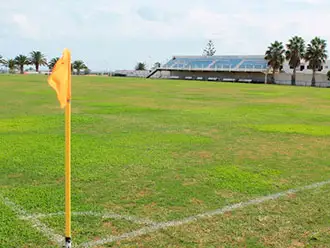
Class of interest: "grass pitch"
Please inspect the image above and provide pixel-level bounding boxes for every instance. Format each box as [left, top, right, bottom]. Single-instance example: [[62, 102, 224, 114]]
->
[[1, 75, 330, 247]]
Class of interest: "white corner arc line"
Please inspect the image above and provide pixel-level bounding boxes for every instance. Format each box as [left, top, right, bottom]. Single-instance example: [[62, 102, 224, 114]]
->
[[0, 196, 63, 245], [22, 211, 157, 225], [80, 179, 330, 248]]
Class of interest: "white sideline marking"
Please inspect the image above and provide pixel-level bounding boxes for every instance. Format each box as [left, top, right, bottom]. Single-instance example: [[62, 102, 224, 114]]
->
[[80, 179, 330, 248], [22, 211, 157, 225], [0, 195, 63, 245]]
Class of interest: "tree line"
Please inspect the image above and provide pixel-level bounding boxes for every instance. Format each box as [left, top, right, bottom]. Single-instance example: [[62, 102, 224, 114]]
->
[[0, 51, 89, 75], [265, 36, 327, 86], [203, 37, 328, 86]]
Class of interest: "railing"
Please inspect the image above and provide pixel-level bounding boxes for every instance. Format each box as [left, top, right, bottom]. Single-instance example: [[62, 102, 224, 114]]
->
[[159, 65, 268, 72]]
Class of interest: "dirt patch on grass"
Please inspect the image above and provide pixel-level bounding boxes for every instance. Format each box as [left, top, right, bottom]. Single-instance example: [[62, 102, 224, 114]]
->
[[143, 202, 157, 211], [234, 134, 330, 163], [136, 189, 153, 198], [56, 177, 64, 184], [290, 240, 305, 247], [102, 221, 120, 235], [184, 87, 240, 94], [182, 178, 198, 186], [250, 97, 310, 105], [190, 198, 204, 205], [288, 193, 297, 199], [174, 150, 214, 165], [235, 141, 294, 161], [197, 151, 213, 159], [215, 189, 241, 198], [7, 173, 23, 178]]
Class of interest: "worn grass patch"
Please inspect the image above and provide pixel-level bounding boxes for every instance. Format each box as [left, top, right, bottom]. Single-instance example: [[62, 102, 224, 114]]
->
[[116, 184, 330, 248], [42, 215, 143, 244]]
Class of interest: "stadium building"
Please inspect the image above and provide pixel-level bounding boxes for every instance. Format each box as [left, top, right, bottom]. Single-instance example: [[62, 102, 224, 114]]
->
[[147, 55, 330, 87]]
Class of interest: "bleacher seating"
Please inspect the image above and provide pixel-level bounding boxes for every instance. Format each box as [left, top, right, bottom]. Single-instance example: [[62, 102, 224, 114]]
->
[[163, 59, 176, 68], [239, 59, 267, 69], [188, 60, 214, 69], [162, 56, 268, 72], [172, 63, 187, 68], [210, 59, 242, 69]]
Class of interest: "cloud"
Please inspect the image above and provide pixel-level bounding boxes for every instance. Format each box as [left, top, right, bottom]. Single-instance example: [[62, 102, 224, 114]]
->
[[137, 7, 160, 22], [10, 14, 40, 39], [0, 0, 329, 70]]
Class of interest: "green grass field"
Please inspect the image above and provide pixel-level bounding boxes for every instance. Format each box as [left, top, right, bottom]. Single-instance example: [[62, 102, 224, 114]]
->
[[1, 75, 330, 247]]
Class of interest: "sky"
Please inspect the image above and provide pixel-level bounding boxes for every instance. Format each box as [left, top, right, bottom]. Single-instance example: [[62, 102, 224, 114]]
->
[[0, 0, 329, 71]]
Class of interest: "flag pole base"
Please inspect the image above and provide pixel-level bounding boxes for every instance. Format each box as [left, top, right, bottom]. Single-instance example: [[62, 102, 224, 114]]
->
[[65, 237, 71, 248]]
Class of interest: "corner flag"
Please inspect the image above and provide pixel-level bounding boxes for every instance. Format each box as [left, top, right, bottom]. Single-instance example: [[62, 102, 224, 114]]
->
[[48, 48, 71, 108], [48, 48, 72, 248]]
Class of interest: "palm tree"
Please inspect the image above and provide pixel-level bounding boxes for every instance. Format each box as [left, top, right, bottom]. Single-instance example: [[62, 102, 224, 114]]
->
[[72, 60, 87, 75], [285, 36, 305, 85], [14, 55, 30, 74], [48, 57, 60, 70], [305, 37, 328, 87], [0, 55, 6, 65], [30, 51, 47, 72], [135, 62, 146, 70], [265, 41, 285, 84], [152, 62, 161, 69], [83, 68, 91, 75], [7, 59, 17, 73]]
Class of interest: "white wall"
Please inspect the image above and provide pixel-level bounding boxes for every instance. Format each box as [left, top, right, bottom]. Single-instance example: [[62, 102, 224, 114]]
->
[[275, 72, 330, 87], [282, 60, 330, 75]]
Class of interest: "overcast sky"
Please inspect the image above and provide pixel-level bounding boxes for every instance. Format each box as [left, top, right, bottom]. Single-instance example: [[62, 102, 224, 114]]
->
[[0, 0, 329, 71]]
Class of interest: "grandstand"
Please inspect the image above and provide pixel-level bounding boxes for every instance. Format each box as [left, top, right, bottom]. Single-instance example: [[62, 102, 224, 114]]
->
[[162, 55, 267, 71], [147, 55, 268, 83], [147, 55, 330, 87]]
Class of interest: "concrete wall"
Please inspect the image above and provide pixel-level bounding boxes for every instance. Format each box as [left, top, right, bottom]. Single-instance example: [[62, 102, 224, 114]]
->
[[282, 61, 330, 75], [166, 70, 265, 82], [152, 69, 330, 87], [275, 72, 330, 87], [150, 70, 171, 78]]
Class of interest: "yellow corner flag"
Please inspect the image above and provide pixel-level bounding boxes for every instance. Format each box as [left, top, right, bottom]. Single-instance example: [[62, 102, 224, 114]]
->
[[48, 48, 72, 248], [48, 48, 71, 108]]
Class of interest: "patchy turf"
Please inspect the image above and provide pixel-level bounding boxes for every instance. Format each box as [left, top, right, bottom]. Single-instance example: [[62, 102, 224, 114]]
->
[[115, 183, 330, 248], [1, 75, 330, 247]]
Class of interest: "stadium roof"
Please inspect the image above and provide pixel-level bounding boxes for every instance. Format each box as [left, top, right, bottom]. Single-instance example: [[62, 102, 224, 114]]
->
[[162, 55, 268, 72], [171, 55, 265, 59]]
